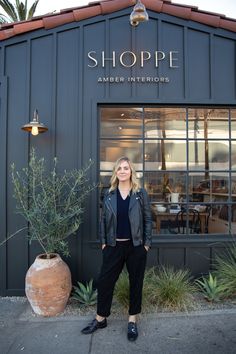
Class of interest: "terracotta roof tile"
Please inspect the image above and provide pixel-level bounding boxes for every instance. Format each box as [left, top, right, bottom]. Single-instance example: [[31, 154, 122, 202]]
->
[[73, 5, 102, 22], [43, 12, 75, 30], [100, 0, 135, 14], [0, 28, 15, 40], [0, 0, 235, 41], [190, 11, 221, 28], [219, 18, 236, 32], [162, 3, 192, 19], [14, 19, 44, 34], [142, 0, 163, 13]]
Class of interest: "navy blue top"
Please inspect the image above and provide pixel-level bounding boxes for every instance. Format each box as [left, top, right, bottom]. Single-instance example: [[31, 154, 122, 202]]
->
[[116, 189, 131, 239]]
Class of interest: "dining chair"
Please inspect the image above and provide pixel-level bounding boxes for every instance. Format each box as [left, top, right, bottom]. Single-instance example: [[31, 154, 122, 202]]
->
[[178, 208, 201, 234], [168, 208, 201, 234], [204, 205, 212, 233]]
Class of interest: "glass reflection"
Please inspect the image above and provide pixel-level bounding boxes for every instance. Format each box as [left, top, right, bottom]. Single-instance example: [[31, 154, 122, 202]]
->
[[144, 140, 187, 171], [231, 141, 236, 170], [100, 140, 143, 171], [144, 108, 186, 139], [189, 140, 229, 170], [188, 108, 229, 139], [100, 107, 143, 138], [231, 109, 236, 139]]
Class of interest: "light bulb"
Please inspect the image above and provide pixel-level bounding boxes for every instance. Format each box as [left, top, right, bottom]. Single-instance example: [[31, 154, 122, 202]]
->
[[31, 126, 39, 136]]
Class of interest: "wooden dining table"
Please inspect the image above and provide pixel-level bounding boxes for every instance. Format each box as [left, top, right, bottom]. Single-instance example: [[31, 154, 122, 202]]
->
[[152, 207, 208, 234]]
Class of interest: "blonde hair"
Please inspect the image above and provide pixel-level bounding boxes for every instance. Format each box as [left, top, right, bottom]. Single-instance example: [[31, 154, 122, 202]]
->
[[109, 156, 140, 193]]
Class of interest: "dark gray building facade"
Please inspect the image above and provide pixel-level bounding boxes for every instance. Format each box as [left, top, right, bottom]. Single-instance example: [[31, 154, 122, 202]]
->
[[0, 0, 236, 295]]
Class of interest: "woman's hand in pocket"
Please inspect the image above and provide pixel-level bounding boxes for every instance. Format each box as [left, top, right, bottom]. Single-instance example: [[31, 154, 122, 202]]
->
[[102, 244, 106, 250]]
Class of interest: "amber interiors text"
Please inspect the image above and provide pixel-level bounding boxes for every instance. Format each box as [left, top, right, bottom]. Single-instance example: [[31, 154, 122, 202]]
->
[[97, 76, 170, 83]]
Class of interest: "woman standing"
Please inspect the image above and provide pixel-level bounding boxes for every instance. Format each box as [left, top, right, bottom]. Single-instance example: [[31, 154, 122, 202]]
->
[[81, 157, 152, 341]]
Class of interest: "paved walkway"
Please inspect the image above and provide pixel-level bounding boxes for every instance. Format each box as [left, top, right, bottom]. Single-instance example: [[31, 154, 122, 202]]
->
[[1, 298, 236, 354]]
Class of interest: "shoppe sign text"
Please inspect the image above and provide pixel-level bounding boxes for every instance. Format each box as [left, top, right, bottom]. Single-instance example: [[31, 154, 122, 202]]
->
[[87, 50, 179, 68]]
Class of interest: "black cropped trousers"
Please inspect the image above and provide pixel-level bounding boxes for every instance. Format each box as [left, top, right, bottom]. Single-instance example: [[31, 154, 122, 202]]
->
[[96, 240, 147, 317]]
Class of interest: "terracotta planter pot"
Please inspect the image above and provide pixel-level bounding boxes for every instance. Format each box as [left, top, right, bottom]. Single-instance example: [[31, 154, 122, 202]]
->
[[25, 253, 72, 317]]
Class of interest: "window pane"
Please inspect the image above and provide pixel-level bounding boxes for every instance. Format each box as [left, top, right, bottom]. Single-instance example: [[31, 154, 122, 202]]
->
[[232, 173, 236, 196], [231, 141, 236, 170], [151, 204, 209, 235], [231, 174, 236, 234], [144, 108, 186, 139], [100, 140, 143, 171], [144, 171, 186, 204], [210, 173, 229, 201], [189, 140, 229, 170], [188, 108, 229, 139], [100, 171, 112, 190], [189, 172, 229, 202], [99, 172, 112, 207], [231, 109, 236, 138], [208, 204, 230, 234], [100, 107, 143, 138], [145, 140, 186, 170], [99, 105, 233, 238], [189, 173, 210, 202], [231, 108, 236, 170]]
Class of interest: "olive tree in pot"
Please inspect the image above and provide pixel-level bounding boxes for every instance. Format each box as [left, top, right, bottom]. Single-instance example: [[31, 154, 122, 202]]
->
[[11, 148, 95, 317]]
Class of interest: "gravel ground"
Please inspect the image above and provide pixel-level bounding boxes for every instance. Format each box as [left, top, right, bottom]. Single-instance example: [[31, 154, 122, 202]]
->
[[2, 293, 236, 319]]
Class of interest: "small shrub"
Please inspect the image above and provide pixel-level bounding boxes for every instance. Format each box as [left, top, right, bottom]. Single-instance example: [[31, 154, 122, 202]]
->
[[114, 266, 196, 311], [214, 245, 236, 299], [142, 267, 160, 306], [72, 279, 97, 306], [195, 273, 223, 302], [114, 270, 129, 309], [154, 266, 196, 311], [114, 268, 159, 309]]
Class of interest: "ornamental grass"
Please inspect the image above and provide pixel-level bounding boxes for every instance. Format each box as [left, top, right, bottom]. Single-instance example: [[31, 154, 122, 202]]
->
[[214, 245, 236, 299], [154, 266, 196, 311], [114, 266, 196, 311]]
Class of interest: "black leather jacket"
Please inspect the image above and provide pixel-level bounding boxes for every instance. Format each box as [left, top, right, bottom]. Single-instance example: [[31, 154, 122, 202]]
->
[[100, 188, 152, 247]]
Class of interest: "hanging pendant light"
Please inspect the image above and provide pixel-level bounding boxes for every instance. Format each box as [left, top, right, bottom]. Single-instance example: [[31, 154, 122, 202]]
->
[[130, 0, 149, 27], [21, 109, 48, 136]]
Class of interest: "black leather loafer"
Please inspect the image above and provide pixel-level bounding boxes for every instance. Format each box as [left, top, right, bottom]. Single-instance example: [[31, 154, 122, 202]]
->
[[127, 322, 138, 341], [81, 318, 107, 334]]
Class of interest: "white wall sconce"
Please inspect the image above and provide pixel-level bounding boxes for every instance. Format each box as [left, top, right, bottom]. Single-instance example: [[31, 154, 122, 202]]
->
[[130, 0, 149, 27], [21, 109, 48, 136]]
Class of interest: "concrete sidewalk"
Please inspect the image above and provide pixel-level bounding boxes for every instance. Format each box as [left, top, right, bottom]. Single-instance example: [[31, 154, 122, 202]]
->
[[1, 298, 236, 354]]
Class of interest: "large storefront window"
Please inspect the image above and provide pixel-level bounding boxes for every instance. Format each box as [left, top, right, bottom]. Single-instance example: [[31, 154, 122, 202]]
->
[[100, 107, 236, 236]]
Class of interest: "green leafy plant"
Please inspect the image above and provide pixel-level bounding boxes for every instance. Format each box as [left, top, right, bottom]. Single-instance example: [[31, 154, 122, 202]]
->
[[195, 273, 223, 302], [10, 148, 95, 257], [72, 279, 97, 306], [154, 266, 196, 310], [214, 245, 236, 299], [0, 0, 40, 23]]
